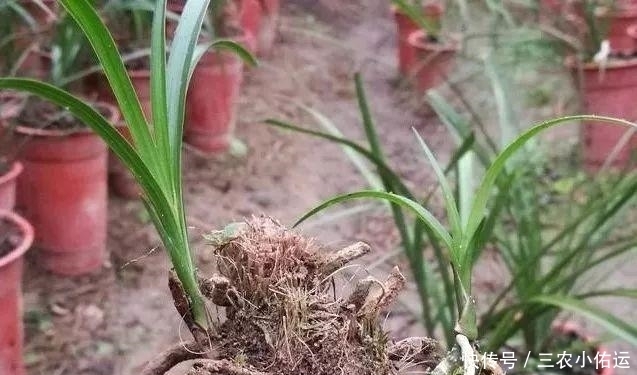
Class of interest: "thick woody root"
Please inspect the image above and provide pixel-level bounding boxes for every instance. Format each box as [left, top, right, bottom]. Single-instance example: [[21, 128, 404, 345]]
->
[[145, 217, 456, 375]]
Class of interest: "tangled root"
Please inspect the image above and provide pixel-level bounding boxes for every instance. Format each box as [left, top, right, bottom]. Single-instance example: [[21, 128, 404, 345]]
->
[[144, 216, 461, 375]]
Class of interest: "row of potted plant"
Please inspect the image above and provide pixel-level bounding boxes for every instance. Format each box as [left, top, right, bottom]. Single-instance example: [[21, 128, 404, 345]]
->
[[0, 0, 272, 373], [391, 0, 637, 170]]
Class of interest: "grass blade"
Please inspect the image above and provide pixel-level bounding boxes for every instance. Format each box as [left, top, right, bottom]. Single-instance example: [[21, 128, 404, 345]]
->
[[58, 0, 154, 163], [165, 0, 211, 159], [412, 129, 462, 248], [150, 0, 171, 191], [464, 115, 637, 249], [294, 190, 453, 250]]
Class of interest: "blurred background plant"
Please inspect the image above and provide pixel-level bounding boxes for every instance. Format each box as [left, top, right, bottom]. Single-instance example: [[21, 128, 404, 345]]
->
[[267, 65, 637, 372]]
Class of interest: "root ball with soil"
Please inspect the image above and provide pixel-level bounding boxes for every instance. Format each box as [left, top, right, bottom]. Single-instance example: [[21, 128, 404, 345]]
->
[[146, 216, 452, 375]]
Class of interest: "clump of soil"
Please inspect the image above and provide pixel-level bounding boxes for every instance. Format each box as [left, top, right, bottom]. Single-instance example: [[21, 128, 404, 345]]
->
[[157, 216, 444, 375], [0, 217, 22, 259]]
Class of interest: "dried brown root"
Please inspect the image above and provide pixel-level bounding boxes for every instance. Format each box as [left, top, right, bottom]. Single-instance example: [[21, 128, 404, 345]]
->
[[141, 341, 206, 375], [154, 217, 496, 375], [188, 360, 270, 375], [321, 241, 371, 275]]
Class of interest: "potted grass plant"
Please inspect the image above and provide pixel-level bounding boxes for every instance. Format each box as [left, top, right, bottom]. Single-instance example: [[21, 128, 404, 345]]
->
[[391, 0, 457, 90], [0, 209, 34, 375], [1, 10, 120, 276], [265, 75, 637, 375], [390, 0, 444, 75], [547, 0, 637, 169]]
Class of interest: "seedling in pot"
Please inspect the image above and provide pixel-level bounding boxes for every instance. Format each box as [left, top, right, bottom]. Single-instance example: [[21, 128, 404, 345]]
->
[[0, 0, 255, 346]]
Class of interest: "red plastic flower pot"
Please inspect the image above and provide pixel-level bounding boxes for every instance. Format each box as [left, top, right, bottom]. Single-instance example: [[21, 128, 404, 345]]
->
[[406, 30, 458, 91], [257, 0, 280, 56], [569, 57, 637, 170], [240, 0, 263, 54], [391, 2, 444, 76], [184, 49, 244, 154], [13, 103, 119, 276], [0, 162, 22, 210], [0, 210, 34, 375], [604, 5, 637, 55]]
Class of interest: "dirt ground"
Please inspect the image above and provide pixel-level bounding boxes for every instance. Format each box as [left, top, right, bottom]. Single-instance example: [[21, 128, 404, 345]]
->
[[21, 0, 636, 374]]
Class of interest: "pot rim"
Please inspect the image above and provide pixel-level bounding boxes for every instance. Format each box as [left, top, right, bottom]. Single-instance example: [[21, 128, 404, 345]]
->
[[564, 54, 637, 70], [0, 161, 23, 186], [599, 3, 637, 19], [407, 29, 459, 52], [0, 210, 34, 269], [9, 100, 120, 138]]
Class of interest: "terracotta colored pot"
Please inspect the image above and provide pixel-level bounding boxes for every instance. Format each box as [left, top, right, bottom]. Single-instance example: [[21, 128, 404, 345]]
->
[[0, 210, 34, 375], [570, 57, 637, 169], [406, 30, 458, 91], [0, 162, 23, 210], [13, 102, 119, 275], [184, 49, 244, 154], [257, 0, 280, 55], [392, 3, 443, 76], [240, 0, 263, 54], [552, 322, 614, 375], [603, 5, 637, 55]]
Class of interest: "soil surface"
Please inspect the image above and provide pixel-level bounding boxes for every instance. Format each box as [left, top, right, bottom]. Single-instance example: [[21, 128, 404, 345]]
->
[[15, 97, 107, 131], [20, 0, 636, 374]]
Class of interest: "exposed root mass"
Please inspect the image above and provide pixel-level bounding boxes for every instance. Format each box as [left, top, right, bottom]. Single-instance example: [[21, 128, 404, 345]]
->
[[146, 216, 453, 375]]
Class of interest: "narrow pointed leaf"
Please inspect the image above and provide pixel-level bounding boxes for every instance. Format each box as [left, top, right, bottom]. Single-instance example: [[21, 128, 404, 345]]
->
[[165, 0, 211, 157], [58, 0, 154, 163], [150, 0, 171, 192], [295, 190, 453, 250], [464, 115, 636, 246], [413, 129, 462, 247]]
